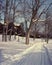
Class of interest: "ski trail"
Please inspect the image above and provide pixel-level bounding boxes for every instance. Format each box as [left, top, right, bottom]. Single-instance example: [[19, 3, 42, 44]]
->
[[3, 43, 38, 61]]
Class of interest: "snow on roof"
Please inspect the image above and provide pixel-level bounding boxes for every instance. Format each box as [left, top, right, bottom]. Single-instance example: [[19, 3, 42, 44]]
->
[[14, 23, 20, 26]]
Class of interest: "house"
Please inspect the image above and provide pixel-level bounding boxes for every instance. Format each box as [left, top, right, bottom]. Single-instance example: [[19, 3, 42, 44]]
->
[[0, 23, 3, 34]]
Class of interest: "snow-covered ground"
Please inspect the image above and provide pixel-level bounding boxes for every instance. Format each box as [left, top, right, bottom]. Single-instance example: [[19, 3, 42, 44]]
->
[[0, 35, 52, 65]]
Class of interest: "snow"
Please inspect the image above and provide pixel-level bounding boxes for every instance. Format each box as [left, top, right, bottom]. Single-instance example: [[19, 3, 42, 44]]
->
[[0, 35, 52, 65]]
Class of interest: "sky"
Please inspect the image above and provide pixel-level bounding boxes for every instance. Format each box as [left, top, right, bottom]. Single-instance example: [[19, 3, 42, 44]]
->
[[0, 0, 52, 23], [0, 0, 52, 33], [0, 0, 52, 24]]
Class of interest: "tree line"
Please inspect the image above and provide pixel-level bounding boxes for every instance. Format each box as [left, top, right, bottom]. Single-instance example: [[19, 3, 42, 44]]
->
[[0, 0, 52, 44]]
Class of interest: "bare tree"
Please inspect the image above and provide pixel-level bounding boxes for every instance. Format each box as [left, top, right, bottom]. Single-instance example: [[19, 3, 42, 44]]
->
[[2, 0, 10, 41], [25, 0, 52, 44], [26, 0, 46, 44], [45, 12, 52, 43], [2, 0, 22, 41], [44, 3, 52, 43]]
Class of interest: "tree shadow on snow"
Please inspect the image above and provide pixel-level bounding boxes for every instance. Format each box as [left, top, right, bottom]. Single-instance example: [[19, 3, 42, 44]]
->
[[0, 49, 6, 63], [12, 47, 52, 65], [43, 46, 52, 65], [12, 52, 45, 65]]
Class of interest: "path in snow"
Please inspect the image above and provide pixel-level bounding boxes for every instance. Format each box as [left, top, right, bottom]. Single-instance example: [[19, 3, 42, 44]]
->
[[12, 42, 52, 65], [0, 38, 52, 65]]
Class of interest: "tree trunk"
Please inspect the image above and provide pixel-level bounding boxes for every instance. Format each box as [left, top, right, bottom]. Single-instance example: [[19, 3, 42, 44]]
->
[[2, 26, 5, 41], [2, 25, 8, 42], [3, 0, 9, 42], [9, 35, 11, 41], [5, 33, 7, 41], [9, 32, 11, 41], [14, 34, 16, 40], [26, 31, 30, 44], [46, 38, 49, 43], [5, 26, 8, 42], [9, 29, 12, 41], [25, 19, 33, 44], [2, 33, 4, 41], [18, 36, 19, 42]]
